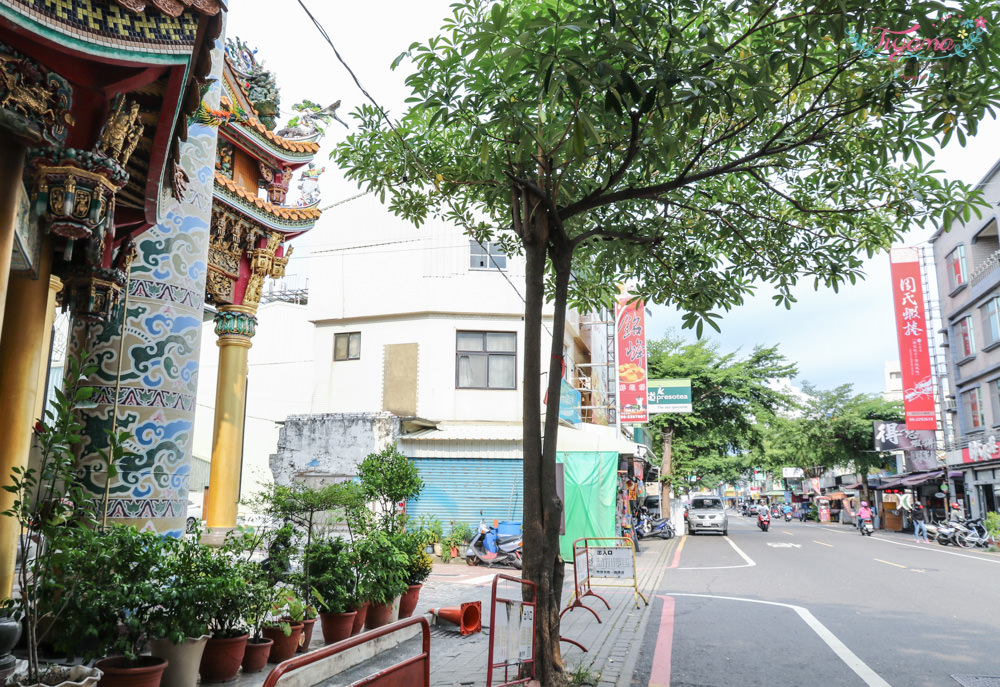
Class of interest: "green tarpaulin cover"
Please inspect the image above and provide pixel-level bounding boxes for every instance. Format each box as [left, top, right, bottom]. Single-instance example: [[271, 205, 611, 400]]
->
[[557, 451, 619, 561]]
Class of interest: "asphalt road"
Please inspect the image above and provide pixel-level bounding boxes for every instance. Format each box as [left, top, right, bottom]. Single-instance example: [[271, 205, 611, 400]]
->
[[631, 510, 1000, 687]]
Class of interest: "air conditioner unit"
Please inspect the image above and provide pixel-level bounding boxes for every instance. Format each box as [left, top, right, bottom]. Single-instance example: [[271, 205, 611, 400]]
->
[[944, 398, 957, 411]]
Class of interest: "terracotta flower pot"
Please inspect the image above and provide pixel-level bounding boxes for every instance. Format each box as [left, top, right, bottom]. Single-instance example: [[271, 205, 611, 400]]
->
[[199, 633, 248, 683], [261, 622, 303, 663], [319, 611, 356, 645], [296, 617, 317, 653], [350, 602, 369, 636], [240, 638, 273, 674], [364, 600, 396, 630], [398, 584, 422, 619], [95, 656, 168, 687], [149, 634, 209, 687]]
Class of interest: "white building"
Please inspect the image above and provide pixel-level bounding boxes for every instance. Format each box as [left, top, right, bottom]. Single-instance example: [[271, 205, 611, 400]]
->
[[192, 195, 637, 522]]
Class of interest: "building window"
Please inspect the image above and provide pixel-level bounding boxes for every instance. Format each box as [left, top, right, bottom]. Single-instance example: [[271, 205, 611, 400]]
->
[[983, 297, 1000, 348], [456, 331, 516, 389], [956, 316, 976, 359], [947, 245, 967, 290], [990, 380, 1000, 427], [470, 240, 507, 270], [962, 387, 985, 431], [334, 332, 361, 361]]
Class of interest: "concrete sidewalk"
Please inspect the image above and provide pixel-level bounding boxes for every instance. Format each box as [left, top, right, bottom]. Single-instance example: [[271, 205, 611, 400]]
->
[[244, 534, 678, 687], [423, 535, 678, 687]]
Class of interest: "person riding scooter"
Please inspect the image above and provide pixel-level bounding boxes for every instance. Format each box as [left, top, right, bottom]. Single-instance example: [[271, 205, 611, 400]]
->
[[857, 501, 873, 534], [757, 505, 771, 532]]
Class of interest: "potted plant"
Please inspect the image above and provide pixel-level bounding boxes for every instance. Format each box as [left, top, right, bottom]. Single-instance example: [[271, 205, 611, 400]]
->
[[354, 532, 409, 630], [53, 525, 171, 687], [396, 532, 432, 619], [307, 537, 359, 645], [261, 589, 306, 663], [412, 514, 442, 555], [239, 568, 275, 674], [197, 548, 252, 684], [1, 355, 117, 687], [148, 530, 215, 687]]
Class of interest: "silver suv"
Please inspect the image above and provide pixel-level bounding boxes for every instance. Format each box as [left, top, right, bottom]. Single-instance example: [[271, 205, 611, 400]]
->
[[687, 495, 728, 536]]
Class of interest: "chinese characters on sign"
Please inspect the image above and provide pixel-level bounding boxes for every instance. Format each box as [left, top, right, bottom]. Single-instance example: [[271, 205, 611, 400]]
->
[[615, 297, 648, 423], [889, 247, 937, 430], [873, 421, 938, 471]]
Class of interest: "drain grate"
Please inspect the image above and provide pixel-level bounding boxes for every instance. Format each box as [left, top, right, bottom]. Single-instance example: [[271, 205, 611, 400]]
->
[[952, 676, 1000, 687]]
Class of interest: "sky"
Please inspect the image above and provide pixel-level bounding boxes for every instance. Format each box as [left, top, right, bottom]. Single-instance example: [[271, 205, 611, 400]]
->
[[227, 1, 1000, 397]]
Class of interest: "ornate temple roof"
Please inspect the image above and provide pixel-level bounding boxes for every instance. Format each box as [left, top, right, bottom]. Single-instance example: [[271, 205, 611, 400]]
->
[[219, 95, 320, 158], [214, 172, 320, 232], [111, 0, 225, 17]]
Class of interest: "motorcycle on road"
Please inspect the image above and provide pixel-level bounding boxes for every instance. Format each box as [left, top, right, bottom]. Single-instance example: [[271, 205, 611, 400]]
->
[[757, 510, 771, 532]]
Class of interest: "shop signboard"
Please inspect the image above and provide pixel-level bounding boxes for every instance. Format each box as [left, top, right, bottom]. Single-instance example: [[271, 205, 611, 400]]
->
[[615, 297, 648, 424], [888, 247, 936, 430], [873, 421, 935, 451], [558, 379, 582, 424], [647, 378, 692, 414]]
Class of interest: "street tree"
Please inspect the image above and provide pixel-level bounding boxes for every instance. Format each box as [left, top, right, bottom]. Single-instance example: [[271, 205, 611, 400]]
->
[[753, 384, 905, 499], [645, 335, 799, 500], [334, 1, 999, 681]]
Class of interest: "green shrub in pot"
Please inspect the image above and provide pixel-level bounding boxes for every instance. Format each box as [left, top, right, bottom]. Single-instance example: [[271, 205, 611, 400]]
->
[[307, 537, 358, 615], [54, 525, 171, 662], [354, 532, 408, 606]]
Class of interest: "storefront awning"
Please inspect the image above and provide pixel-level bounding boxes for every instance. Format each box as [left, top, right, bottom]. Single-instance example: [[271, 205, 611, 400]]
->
[[901, 470, 943, 487], [823, 491, 848, 500], [555, 423, 638, 454]]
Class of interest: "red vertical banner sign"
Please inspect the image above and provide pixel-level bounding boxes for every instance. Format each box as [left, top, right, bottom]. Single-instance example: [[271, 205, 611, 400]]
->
[[889, 247, 937, 430], [615, 297, 648, 424]]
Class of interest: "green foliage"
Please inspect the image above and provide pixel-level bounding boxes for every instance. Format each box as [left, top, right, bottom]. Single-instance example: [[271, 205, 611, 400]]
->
[[150, 525, 215, 644], [0, 354, 129, 682], [243, 563, 276, 641], [411, 513, 443, 544], [357, 445, 423, 534], [353, 531, 409, 605], [54, 525, 173, 661], [755, 384, 903, 477], [646, 333, 799, 487], [245, 480, 368, 603], [307, 537, 358, 614], [985, 512, 1000, 540], [394, 530, 433, 585]]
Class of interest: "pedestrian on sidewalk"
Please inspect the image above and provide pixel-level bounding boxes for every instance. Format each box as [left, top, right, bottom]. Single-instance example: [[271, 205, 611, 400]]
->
[[910, 502, 929, 543]]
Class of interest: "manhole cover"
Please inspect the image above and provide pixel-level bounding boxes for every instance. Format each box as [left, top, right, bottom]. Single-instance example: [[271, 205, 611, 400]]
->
[[952, 676, 1000, 687]]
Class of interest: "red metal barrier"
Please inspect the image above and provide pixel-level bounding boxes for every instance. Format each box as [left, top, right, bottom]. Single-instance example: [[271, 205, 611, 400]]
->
[[262, 616, 430, 687], [487, 573, 536, 687]]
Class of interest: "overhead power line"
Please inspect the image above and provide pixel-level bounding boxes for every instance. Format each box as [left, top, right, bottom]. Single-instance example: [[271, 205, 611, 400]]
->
[[294, 1, 551, 336]]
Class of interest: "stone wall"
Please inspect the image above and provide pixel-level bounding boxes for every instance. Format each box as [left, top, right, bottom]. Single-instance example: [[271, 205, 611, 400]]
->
[[270, 412, 400, 486]]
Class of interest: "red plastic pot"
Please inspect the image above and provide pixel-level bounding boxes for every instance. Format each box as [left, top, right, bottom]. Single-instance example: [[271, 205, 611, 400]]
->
[[96, 655, 168, 687], [241, 637, 273, 673], [319, 611, 357, 645], [398, 584, 422, 619], [262, 622, 303, 663], [199, 634, 248, 684]]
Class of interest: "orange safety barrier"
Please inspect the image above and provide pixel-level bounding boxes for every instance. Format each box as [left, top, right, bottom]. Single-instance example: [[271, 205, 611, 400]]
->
[[561, 537, 648, 622], [262, 615, 430, 687]]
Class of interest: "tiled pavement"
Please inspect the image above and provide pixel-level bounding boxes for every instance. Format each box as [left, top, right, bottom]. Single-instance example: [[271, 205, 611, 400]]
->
[[246, 534, 678, 687]]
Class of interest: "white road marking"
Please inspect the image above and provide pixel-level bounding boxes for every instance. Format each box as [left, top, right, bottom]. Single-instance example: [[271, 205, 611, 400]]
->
[[814, 525, 1000, 564], [677, 534, 756, 570], [767, 543, 802, 548], [463, 574, 500, 585], [664, 593, 891, 687]]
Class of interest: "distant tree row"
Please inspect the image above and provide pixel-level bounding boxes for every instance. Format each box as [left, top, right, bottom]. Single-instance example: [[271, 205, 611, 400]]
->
[[646, 332, 904, 492]]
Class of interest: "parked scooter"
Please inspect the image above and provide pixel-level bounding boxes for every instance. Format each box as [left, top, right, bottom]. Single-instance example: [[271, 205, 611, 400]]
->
[[637, 507, 675, 540], [466, 515, 522, 568], [757, 509, 770, 532], [951, 517, 991, 549]]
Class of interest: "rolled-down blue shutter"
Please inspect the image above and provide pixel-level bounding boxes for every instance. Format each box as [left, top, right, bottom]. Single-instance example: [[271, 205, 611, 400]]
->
[[407, 457, 523, 531]]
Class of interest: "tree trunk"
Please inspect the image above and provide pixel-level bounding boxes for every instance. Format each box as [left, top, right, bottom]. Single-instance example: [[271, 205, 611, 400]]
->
[[519, 201, 572, 686], [661, 427, 673, 516]]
